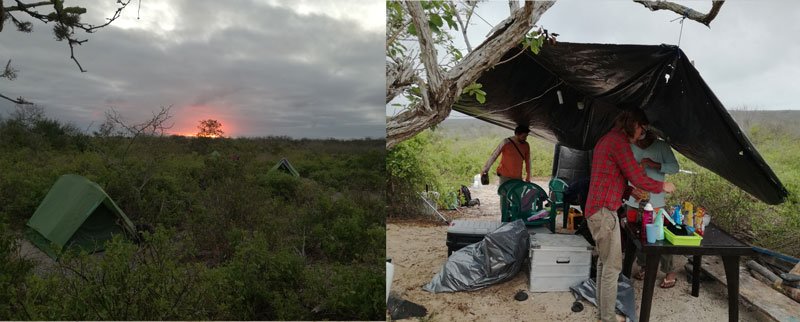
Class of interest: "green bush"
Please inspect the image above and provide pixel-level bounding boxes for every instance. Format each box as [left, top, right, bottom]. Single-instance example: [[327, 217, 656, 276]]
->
[[0, 220, 34, 320], [15, 229, 221, 320], [220, 232, 307, 320]]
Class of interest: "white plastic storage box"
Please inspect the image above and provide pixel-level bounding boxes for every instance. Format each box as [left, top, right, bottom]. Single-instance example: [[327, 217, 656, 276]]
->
[[528, 233, 593, 292], [446, 220, 503, 256]]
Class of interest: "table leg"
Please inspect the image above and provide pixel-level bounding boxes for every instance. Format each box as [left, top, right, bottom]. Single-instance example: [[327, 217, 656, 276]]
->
[[692, 255, 702, 297], [722, 256, 740, 322], [622, 236, 636, 278], [639, 253, 661, 322]]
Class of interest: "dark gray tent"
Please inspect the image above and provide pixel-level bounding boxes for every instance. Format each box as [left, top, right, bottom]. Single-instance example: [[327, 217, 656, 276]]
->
[[454, 42, 787, 205]]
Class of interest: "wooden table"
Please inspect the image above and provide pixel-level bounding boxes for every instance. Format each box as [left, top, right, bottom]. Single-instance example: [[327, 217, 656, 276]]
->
[[622, 223, 754, 322]]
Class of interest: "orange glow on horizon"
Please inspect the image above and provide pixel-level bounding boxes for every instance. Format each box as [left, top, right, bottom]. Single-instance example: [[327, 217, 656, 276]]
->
[[167, 105, 238, 138]]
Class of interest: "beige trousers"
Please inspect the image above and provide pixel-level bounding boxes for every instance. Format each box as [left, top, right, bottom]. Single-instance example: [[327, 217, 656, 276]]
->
[[588, 208, 622, 322]]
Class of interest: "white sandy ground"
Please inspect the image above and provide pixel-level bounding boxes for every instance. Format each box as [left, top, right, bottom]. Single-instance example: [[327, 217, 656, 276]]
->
[[387, 180, 771, 322]]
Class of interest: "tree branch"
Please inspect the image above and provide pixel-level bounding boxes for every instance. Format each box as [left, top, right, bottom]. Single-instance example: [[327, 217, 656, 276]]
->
[[386, 55, 416, 103], [633, 0, 725, 27], [0, 93, 32, 104], [5, 1, 132, 72], [405, 1, 444, 103], [387, 1, 554, 149], [6, 1, 52, 11], [451, 0, 473, 52]]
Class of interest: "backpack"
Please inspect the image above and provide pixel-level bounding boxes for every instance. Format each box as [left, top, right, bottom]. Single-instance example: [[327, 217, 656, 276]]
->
[[459, 185, 480, 207]]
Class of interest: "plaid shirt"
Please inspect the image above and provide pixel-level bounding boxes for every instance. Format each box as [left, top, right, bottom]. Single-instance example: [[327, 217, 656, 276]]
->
[[585, 128, 664, 217]]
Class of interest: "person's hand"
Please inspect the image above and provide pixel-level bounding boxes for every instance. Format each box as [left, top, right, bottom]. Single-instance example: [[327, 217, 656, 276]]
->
[[662, 182, 676, 193], [631, 188, 649, 201]]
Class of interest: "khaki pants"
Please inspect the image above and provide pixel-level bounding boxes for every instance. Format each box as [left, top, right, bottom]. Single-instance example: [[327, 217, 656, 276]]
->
[[588, 208, 622, 322], [498, 175, 515, 187]]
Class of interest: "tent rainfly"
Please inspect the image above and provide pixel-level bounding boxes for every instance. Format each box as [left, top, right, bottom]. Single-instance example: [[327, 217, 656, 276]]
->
[[25, 174, 137, 258], [454, 42, 787, 205], [270, 158, 300, 177]]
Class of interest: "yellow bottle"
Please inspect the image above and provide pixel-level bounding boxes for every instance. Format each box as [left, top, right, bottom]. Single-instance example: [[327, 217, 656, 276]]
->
[[683, 201, 694, 227]]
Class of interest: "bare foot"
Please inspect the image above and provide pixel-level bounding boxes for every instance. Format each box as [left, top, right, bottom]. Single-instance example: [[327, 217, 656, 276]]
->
[[660, 272, 677, 288], [633, 269, 645, 280]]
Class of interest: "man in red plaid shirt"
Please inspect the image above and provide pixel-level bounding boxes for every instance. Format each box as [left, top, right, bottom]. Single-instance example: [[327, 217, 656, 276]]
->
[[586, 109, 676, 322]]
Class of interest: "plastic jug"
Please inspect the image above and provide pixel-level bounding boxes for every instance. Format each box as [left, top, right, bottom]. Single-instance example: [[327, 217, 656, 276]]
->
[[654, 207, 665, 240]]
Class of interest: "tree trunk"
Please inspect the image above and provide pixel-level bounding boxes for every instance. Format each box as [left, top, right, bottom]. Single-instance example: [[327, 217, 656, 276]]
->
[[386, 1, 554, 149]]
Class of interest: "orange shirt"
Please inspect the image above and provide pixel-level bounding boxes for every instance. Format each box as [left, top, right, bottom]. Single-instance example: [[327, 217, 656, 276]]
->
[[497, 139, 529, 179]]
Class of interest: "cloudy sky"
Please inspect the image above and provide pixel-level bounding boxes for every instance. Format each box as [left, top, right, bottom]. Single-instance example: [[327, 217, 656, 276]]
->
[[1, 0, 385, 138], [388, 0, 800, 118]]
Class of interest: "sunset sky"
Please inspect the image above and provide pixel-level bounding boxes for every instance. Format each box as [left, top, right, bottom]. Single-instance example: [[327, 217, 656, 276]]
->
[[1, 0, 385, 138]]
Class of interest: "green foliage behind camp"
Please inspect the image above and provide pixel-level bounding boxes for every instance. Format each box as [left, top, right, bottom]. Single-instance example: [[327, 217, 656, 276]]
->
[[387, 121, 554, 218], [0, 114, 385, 320]]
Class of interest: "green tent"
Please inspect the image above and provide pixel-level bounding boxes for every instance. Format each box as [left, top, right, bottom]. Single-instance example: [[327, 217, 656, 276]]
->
[[270, 158, 300, 177], [25, 174, 137, 259]]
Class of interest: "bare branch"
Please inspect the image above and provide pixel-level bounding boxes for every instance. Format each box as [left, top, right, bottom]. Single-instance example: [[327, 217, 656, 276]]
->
[[451, 0, 473, 52], [2, 59, 18, 80], [5, 1, 52, 11], [633, 0, 725, 27], [68, 38, 87, 72], [0, 93, 32, 105], [405, 1, 445, 94], [386, 56, 417, 103]]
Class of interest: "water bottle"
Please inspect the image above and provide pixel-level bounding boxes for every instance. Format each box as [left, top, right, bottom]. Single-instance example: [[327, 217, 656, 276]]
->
[[672, 205, 682, 228], [641, 203, 654, 242]]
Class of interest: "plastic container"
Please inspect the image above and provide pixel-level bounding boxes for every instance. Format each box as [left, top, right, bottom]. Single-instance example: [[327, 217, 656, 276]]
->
[[654, 208, 665, 241], [645, 224, 658, 243], [664, 225, 703, 246], [446, 220, 504, 255], [529, 233, 593, 292], [386, 261, 394, 303]]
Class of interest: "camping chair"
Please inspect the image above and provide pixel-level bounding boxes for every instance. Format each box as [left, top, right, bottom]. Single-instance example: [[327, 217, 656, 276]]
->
[[498, 179, 555, 232]]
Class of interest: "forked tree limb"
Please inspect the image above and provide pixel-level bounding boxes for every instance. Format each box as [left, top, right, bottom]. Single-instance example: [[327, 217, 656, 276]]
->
[[633, 0, 725, 26]]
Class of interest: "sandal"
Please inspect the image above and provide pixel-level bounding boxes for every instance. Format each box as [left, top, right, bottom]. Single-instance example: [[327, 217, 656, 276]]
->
[[660, 273, 677, 288], [633, 270, 645, 281]]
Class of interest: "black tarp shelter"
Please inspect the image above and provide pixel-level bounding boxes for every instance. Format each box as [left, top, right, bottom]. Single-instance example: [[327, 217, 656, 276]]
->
[[454, 42, 787, 205]]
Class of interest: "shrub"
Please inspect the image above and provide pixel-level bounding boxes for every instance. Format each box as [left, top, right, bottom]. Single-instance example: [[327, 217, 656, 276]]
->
[[0, 220, 34, 320], [16, 228, 219, 320]]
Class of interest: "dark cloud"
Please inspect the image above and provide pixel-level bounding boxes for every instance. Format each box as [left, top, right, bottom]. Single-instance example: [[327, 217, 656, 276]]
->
[[1, 0, 385, 138]]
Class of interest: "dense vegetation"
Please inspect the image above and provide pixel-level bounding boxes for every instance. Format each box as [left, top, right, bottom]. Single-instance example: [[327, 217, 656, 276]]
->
[[387, 114, 800, 258], [0, 110, 385, 320]]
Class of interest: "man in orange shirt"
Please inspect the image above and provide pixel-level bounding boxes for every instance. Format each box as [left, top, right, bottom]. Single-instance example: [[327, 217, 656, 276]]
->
[[481, 125, 532, 186]]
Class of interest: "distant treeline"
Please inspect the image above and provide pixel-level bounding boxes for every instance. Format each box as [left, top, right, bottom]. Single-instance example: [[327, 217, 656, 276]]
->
[[0, 112, 386, 320]]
